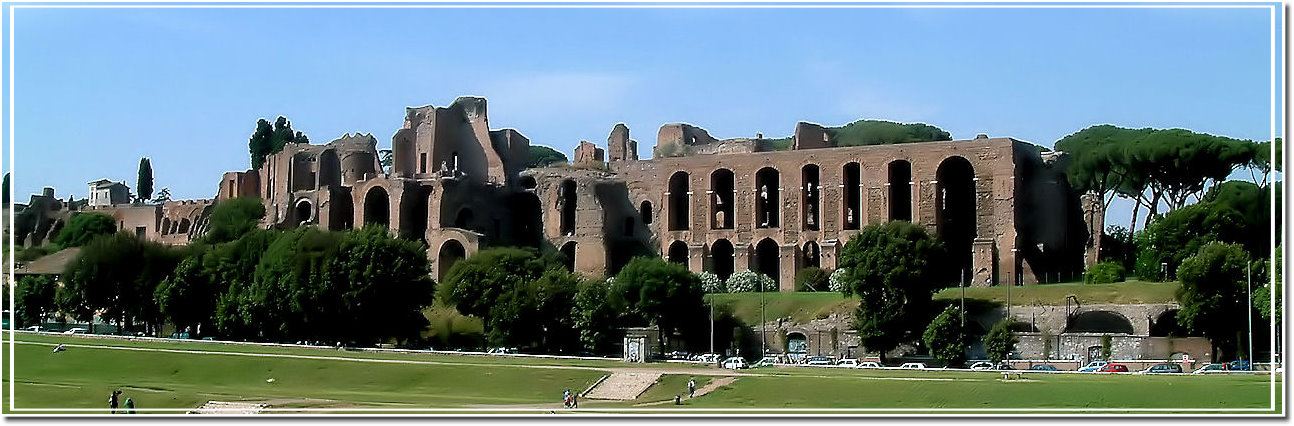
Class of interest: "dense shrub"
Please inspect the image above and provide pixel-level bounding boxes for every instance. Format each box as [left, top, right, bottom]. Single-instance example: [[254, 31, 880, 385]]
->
[[726, 270, 774, 293], [1083, 262, 1127, 284], [828, 268, 848, 292], [698, 271, 724, 293], [794, 267, 830, 292]]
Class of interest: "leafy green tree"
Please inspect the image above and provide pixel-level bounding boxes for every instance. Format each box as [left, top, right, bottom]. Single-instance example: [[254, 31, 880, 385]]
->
[[136, 157, 153, 202], [52, 212, 116, 248], [202, 197, 266, 244], [1133, 185, 1261, 281], [438, 247, 549, 345], [489, 268, 580, 352], [611, 257, 707, 351], [211, 229, 282, 338], [838, 221, 947, 363], [828, 120, 952, 147], [60, 232, 182, 334], [1253, 244, 1281, 324], [16, 275, 57, 327], [155, 254, 218, 336], [1176, 242, 1252, 361], [1099, 225, 1135, 270], [324, 226, 435, 344], [923, 305, 968, 367], [243, 226, 344, 341], [983, 319, 1018, 364], [2, 172, 10, 205], [249, 116, 309, 169], [526, 145, 569, 168], [572, 278, 620, 354]]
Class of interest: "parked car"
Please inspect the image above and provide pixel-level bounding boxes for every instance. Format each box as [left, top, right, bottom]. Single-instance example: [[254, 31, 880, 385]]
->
[[722, 357, 749, 370], [664, 351, 691, 360], [752, 356, 781, 368], [1192, 363, 1228, 374], [1077, 361, 1109, 372], [694, 353, 722, 364], [898, 362, 928, 370], [805, 356, 834, 366], [63, 328, 87, 335], [836, 359, 860, 368], [1096, 363, 1129, 373], [1029, 364, 1059, 371], [1141, 363, 1183, 374], [486, 347, 518, 354], [24, 325, 44, 332], [969, 362, 994, 370], [1226, 360, 1253, 371], [856, 361, 883, 369]]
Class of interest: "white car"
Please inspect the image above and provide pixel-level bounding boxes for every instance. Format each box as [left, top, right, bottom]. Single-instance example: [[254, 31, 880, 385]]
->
[[721, 357, 749, 369], [856, 361, 883, 369], [693, 353, 721, 364], [969, 361, 995, 370], [62, 328, 87, 335], [836, 359, 860, 367], [24, 325, 44, 332], [898, 362, 927, 370]]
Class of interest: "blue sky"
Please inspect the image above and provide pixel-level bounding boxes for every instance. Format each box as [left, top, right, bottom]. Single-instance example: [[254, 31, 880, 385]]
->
[[3, 4, 1284, 229]]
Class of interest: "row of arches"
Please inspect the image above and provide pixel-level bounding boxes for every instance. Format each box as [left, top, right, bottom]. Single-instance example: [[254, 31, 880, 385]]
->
[[160, 217, 194, 236], [666, 238, 825, 288], [662, 156, 978, 280], [664, 158, 967, 232]]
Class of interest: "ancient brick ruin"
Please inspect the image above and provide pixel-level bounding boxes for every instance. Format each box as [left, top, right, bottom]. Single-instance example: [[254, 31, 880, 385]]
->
[[7, 96, 1092, 287]]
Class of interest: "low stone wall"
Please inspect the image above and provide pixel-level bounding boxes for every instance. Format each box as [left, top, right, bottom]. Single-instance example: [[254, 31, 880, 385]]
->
[[1015, 332, 1213, 366]]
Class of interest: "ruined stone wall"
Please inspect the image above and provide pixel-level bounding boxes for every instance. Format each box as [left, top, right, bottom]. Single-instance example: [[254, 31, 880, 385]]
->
[[617, 136, 1024, 289], [158, 200, 213, 245], [216, 170, 260, 201], [1015, 333, 1214, 365], [792, 122, 833, 150], [91, 204, 162, 241], [573, 141, 605, 165], [607, 123, 633, 162]]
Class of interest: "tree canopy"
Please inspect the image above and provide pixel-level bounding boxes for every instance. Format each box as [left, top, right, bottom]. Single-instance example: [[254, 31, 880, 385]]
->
[[137, 157, 153, 202], [202, 197, 266, 244], [837, 221, 948, 362], [52, 212, 117, 248], [526, 145, 569, 168], [16, 275, 57, 327], [610, 256, 707, 351], [828, 119, 952, 147], [923, 305, 968, 367], [1175, 242, 1253, 361], [1133, 181, 1268, 281], [59, 232, 183, 333], [983, 319, 1018, 364], [249, 116, 310, 169]]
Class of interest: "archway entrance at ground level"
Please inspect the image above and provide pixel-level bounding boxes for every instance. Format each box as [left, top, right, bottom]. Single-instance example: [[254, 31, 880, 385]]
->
[[787, 332, 808, 363]]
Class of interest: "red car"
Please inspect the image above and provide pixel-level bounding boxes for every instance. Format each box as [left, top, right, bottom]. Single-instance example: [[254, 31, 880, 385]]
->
[[1096, 364, 1129, 373]]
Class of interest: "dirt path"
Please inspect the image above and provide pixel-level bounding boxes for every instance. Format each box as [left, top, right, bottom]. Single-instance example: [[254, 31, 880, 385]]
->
[[694, 376, 738, 397]]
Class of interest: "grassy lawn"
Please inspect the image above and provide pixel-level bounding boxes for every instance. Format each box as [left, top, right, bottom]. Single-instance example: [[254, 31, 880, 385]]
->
[[3, 333, 1281, 415]]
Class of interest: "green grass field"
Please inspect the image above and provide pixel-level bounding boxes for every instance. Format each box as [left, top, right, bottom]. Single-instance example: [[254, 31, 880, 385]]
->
[[2, 333, 1281, 415]]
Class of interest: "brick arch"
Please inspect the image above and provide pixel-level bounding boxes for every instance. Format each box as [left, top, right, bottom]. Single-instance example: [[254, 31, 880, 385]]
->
[[936, 155, 977, 283], [1066, 310, 1134, 334], [754, 167, 781, 228], [668, 240, 689, 264], [886, 159, 913, 222], [437, 239, 467, 282], [161, 218, 171, 235], [709, 168, 735, 230], [667, 171, 690, 231], [801, 163, 821, 231], [361, 185, 391, 228]]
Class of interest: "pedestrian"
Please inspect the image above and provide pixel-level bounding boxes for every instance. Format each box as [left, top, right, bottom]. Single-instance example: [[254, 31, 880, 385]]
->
[[688, 378, 696, 398], [108, 390, 120, 414], [124, 397, 135, 414], [571, 392, 578, 409], [563, 389, 571, 408]]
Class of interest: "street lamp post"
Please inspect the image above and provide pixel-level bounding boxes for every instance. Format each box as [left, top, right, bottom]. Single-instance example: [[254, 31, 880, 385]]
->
[[760, 287, 766, 359], [1248, 261, 1253, 366], [710, 300, 715, 356]]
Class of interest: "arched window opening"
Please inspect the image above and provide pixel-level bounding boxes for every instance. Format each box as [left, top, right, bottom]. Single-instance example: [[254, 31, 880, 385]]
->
[[560, 241, 577, 272], [936, 156, 976, 283], [755, 238, 780, 291], [801, 165, 820, 231], [330, 191, 354, 231], [668, 240, 689, 265], [294, 199, 314, 225], [843, 162, 861, 230], [640, 200, 653, 225], [803, 241, 821, 269], [755, 168, 780, 228], [888, 161, 912, 222], [437, 240, 466, 282], [363, 186, 390, 226], [559, 180, 577, 236], [711, 239, 735, 281], [1066, 311, 1134, 334], [668, 172, 690, 231], [710, 169, 734, 229]]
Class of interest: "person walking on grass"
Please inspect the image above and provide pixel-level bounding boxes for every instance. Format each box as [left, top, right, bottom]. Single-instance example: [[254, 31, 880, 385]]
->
[[108, 390, 120, 414], [124, 397, 135, 414], [688, 378, 696, 398]]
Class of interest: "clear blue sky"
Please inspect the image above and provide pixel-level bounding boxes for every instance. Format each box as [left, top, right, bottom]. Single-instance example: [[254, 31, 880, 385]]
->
[[4, 4, 1284, 229]]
